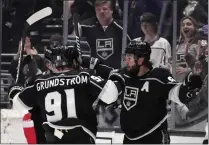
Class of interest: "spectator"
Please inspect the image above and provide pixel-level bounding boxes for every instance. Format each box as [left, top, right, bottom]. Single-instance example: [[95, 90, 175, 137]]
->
[[118, 0, 163, 38], [9, 36, 45, 85], [9, 0, 51, 50], [159, 0, 188, 44], [183, 0, 208, 27], [70, 0, 120, 20], [174, 16, 206, 125], [69, 0, 131, 69], [175, 16, 199, 82], [189, 40, 207, 74], [134, 12, 171, 69], [185, 24, 208, 75]]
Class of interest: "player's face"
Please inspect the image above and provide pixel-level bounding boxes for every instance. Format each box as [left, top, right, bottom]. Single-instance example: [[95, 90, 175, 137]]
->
[[181, 19, 195, 38], [95, 2, 113, 23], [125, 53, 140, 76], [125, 53, 136, 70]]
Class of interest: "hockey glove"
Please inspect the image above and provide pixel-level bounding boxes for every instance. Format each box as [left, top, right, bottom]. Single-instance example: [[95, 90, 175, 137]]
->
[[109, 70, 125, 84], [22, 55, 39, 78], [108, 70, 125, 93], [8, 84, 23, 101], [183, 72, 203, 90], [81, 56, 100, 70], [89, 57, 100, 70]]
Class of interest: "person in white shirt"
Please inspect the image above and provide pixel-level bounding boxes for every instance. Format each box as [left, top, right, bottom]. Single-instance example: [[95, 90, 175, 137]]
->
[[134, 12, 171, 70]]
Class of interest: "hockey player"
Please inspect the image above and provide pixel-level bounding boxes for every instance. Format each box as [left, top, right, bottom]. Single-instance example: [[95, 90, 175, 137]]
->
[[96, 40, 203, 144], [8, 44, 120, 144], [9, 36, 46, 144]]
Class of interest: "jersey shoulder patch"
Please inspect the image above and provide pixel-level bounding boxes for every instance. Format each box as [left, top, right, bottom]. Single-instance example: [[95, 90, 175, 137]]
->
[[150, 68, 176, 84], [90, 75, 104, 83]]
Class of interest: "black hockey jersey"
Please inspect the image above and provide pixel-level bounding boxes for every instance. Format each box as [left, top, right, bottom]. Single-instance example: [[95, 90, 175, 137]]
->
[[101, 67, 191, 140], [14, 69, 111, 137], [79, 18, 131, 68], [120, 68, 179, 139]]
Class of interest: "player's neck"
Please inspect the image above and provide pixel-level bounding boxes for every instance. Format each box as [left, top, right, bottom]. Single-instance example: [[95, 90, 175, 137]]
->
[[137, 66, 150, 77], [54, 67, 74, 73]]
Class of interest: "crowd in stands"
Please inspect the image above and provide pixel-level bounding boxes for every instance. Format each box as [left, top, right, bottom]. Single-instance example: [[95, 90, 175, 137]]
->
[[2, 0, 207, 78]]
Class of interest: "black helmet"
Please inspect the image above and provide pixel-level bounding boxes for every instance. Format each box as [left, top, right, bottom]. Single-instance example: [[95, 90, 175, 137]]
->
[[45, 44, 81, 69], [125, 40, 151, 59]]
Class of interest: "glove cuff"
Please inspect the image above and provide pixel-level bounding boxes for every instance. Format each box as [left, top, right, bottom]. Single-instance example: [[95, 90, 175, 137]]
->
[[183, 72, 203, 89], [8, 86, 23, 100], [89, 57, 99, 70]]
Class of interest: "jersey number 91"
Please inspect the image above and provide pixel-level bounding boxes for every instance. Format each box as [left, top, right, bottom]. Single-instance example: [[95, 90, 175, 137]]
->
[[45, 89, 77, 122]]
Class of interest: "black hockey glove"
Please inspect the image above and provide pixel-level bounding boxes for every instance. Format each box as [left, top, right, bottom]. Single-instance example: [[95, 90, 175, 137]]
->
[[180, 72, 203, 105], [8, 84, 24, 103], [89, 57, 100, 70], [81, 56, 100, 70], [183, 72, 203, 90], [22, 55, 39, 78], [108, 70, 125, 90]]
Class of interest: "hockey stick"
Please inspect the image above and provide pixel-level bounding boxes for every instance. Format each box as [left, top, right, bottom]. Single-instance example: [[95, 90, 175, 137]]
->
[[15, 7, 52, 84], [73, 12, 81, 51]]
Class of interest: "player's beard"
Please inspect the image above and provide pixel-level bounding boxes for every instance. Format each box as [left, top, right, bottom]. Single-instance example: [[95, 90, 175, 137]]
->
[[127, 64, 140, 77]]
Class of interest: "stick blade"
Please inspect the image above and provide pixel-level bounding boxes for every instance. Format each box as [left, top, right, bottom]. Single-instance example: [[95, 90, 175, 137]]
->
[[26, 7, 52, 26]]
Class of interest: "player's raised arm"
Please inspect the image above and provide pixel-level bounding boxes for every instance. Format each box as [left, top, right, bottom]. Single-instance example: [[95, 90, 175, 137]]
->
[[81, 56, 115, 79], [85, 69, 124, 110], [157, 68, 203, 119], [8, 82, 37, 115], [159, 69, 202, 104]]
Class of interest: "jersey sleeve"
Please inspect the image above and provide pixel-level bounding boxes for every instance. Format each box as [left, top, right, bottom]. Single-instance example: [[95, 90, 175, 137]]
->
[[156, 68, 183, 102], [95, 64, 114, 79], [157, 68, 190, 118], [88, 75, 119, 106], [13, 85, 37, 111]]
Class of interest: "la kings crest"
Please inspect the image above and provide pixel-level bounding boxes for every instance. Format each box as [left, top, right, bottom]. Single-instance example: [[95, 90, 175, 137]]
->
[[123, 86, 139, 111], [96, 38, 113, 60]]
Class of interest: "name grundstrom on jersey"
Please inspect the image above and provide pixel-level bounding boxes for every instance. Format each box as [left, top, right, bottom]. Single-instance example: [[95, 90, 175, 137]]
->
[[36, 75, 88, 91]]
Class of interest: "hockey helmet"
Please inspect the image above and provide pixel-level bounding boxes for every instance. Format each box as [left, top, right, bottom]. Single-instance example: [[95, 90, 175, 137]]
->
[[125, 40, 151, 59], [44, 44, 81, 69]]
